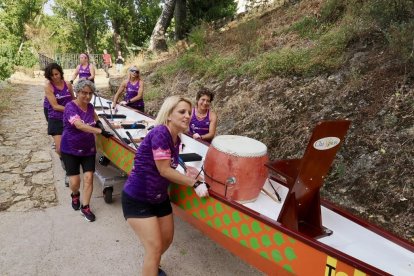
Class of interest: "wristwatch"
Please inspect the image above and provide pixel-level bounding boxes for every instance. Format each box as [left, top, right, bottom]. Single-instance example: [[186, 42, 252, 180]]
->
[[193, 180, 203, 189]]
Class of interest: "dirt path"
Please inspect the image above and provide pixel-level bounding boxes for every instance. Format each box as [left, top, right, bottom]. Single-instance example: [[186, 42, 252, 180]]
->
[[0, 71, 262, 275]]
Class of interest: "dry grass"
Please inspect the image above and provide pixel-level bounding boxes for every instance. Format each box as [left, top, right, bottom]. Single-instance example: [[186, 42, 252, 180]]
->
[[0, 83, 14, 112]]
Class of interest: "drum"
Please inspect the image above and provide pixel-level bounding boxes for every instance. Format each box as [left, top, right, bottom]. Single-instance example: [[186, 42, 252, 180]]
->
[[204, 135, 268, 203]]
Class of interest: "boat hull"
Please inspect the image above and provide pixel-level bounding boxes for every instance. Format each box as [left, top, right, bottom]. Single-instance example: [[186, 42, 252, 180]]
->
[[169, 183, 373, 276]]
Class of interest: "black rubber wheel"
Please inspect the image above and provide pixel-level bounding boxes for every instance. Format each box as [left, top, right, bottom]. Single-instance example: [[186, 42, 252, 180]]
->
[[103, 187, 114, 204], [99, 156, 110, 166]]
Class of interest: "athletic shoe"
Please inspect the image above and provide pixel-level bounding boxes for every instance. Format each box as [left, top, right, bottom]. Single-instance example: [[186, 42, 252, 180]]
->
[[158, 267, 167, 276], [80, 205, 96, 222], [64, 176, 69, 187], [71, 192, 80, 210]]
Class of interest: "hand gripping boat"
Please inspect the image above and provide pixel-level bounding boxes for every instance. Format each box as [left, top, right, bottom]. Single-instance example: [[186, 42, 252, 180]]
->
[[92, 94, 413, 275]]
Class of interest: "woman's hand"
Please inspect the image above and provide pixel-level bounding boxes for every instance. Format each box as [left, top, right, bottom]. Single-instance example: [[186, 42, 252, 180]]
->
[[119, 100, 127, 106], [192, 133, 202, 139], [194, 182, 209, 198]]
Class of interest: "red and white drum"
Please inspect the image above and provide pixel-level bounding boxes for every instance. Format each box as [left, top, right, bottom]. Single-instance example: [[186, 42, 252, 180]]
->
[[204, 135, 268, 203]]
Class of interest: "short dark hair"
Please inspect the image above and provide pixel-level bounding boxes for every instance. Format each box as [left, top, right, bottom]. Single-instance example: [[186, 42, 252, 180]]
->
[[196, 87, 214, 102], [44, 63, 64, 81]]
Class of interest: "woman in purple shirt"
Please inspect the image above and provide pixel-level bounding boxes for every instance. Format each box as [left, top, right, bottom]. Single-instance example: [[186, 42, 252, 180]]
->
[[122, 96, 209, 276], [44, 63, 75, 157], [189, 88, 218, 143], [70, 53, 96, 84], [61, 80, 112, 222], [112, 65, 145, 112]]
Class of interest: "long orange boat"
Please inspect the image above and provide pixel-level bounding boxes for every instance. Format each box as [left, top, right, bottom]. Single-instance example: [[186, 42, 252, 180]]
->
[[93, 95, 413, 275]]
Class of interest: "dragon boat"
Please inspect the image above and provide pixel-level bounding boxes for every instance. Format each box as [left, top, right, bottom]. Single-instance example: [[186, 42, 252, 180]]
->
[[92, 94, 413, 275]]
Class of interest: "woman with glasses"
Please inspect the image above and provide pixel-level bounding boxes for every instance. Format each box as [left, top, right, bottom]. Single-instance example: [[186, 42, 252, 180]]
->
[[60, 80, 112, 222], [112, 65, 145, 112], [70, 53, 96, 84]]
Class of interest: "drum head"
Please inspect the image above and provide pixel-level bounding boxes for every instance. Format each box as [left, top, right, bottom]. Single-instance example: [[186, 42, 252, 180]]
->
[[211, 135, 267, 157]]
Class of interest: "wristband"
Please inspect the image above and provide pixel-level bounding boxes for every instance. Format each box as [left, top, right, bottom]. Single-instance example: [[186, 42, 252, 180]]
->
[[193, 180, 203, 189]]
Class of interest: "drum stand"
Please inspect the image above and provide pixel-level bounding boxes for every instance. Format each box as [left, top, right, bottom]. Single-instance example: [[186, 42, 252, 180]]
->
[[266, 120, 351, 239]]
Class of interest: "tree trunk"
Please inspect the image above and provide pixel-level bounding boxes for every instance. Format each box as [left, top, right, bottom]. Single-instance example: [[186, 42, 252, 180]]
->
[[174, 0, 187, 40], [112, 19, 122, 53], [148, 0, 176, 53]]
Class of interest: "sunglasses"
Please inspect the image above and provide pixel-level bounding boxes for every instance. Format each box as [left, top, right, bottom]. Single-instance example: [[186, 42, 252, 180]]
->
[[130, 70, 139, 73]]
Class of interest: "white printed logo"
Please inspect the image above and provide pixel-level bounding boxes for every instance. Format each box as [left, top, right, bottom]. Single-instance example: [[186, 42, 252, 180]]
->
[[313, 137, 340, 150]]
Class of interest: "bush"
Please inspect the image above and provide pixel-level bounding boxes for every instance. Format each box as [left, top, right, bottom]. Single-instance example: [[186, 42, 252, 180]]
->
[[350, 0, 414, 28], [144, 85, 163, 101], [0, 42, 15, 80], [320, 0, 346, 23], [290, 16, 320, 38], [386, 20, 414, 62], [188, 23, 209, 54]]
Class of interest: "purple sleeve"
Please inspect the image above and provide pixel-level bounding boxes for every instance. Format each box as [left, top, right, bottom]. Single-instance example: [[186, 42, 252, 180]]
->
[[63, 102, 77, 125], [151, 129, 171, 160]]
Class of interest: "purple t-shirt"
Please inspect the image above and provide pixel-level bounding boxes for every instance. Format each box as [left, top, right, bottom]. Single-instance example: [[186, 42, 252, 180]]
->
[[124, 81, 144, 109], [123, 125, 180, 203], [48, 82, 72, 120], [60, 101, 96, 156], [79, 64, 91, 80], [189, 107, 210, 136], [43, 97, 50, 109]]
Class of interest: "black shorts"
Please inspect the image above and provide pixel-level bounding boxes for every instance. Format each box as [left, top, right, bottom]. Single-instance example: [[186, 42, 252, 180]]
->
[[61, 152, 95, 176], [48, 118, 63, 136], [122, 191, 172, 219]]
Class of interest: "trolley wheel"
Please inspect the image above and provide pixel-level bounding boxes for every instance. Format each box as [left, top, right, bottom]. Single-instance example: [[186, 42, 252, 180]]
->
[[103, 187, 114, 204], [99, 156, 110, 166]]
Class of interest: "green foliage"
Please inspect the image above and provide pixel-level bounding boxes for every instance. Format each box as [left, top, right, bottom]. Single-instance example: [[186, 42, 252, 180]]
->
[[319, 0, 346, 23], [188, 23, 209, 53], [0, 0, 43, 80], [361, 0, 414, 28], [53, 0, 107, 53], [290, 16, 320, 38], [15, 45, 38, 68], [144, 85, 163, 101], [184, 0, 236, 37], [0, 42, 15, 80], [236, 48, 311, 79], [187, 0, 237, 23], [205, 54, 238, 80], [386, 21, 414, 62]]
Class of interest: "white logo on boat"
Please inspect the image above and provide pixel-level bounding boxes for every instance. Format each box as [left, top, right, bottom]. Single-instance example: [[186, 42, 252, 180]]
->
[[313, 137, 340, 150]]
